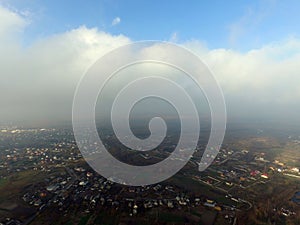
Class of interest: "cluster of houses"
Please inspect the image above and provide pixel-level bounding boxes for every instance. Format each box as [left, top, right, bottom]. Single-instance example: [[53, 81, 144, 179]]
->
[[20, 164, 232, 220]]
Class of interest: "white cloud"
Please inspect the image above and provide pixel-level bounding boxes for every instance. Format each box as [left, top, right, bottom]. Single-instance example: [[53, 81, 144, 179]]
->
[[0, 6, 130, 124], [184, 38, 300, 119], [0, 6, 28, 42], [0, 5, 300, 124], [111, 17, 121, 26]]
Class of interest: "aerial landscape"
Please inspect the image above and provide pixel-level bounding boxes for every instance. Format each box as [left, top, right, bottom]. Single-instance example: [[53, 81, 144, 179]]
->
[[0, 0, 300, 225], [0, 123, 299, 225]]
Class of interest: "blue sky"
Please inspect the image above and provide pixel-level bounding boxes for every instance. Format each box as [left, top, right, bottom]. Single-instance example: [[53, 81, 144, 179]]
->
[[1, 0, 300, 51]]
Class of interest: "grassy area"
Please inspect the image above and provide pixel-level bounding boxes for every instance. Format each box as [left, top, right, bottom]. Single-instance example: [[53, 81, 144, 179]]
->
[[93, 211, 119, 225], [0, 170, 45, 202], [275, 142, 300, 167], [65, 222, 73, 225], [0, 177, 8, 187], [167, 174, 205, 192], [157, 212, 185, 223], [78, 215, 91, 225], [190, 210, 202, 217], [168, 174, 235, 206]]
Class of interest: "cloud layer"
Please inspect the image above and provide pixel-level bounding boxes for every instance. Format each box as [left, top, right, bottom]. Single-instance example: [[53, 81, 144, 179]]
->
[[1, 6, 300, 125], [112, 17, 121, 26], [184, 39, 300, 120]]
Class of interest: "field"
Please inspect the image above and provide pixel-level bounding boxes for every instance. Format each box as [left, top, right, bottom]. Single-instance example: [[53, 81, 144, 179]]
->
[[0, 170, 46, 221], [275, 142, 300, 167]]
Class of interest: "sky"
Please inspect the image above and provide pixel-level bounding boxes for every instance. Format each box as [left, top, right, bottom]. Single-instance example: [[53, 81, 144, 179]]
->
[[1, 0, 300, 126], [2, 0, 300, 50]]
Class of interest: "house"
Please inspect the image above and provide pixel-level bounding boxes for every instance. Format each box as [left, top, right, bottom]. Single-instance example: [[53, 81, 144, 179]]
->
[[204, 202, 216, 208]]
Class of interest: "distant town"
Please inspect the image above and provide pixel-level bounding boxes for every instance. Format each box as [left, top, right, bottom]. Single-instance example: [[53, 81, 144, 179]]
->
[[0, 126, 299, 225]]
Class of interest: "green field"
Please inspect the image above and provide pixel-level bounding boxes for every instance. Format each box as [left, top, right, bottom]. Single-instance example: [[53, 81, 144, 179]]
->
[[0, 170, 46, 207]]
